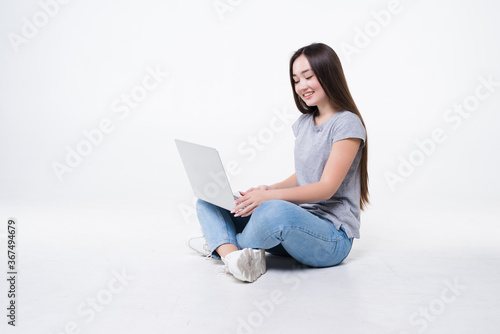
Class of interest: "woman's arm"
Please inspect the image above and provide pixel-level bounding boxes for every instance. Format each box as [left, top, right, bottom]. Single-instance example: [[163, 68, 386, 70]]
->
[[232, 138, 361, 216], [239, 173, 297, 196], [271, 138, 361, 204], [269, 173, 297, 190]]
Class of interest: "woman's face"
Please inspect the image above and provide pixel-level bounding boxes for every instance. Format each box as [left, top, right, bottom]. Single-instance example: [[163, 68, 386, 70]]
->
[[292, 55, 329, 109]]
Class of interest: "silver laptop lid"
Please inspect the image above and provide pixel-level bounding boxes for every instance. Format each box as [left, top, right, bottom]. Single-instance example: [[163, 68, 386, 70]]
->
[[175, 139, 236, 211]]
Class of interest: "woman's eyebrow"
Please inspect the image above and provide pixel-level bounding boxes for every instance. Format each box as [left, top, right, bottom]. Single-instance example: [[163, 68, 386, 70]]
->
[[292, 69, 312, 76]]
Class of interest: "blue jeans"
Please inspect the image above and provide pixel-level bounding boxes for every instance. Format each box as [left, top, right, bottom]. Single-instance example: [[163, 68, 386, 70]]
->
[[196, 198, 354, 267]]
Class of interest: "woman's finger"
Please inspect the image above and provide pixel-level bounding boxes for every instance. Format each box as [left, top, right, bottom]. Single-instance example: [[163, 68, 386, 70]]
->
[[239, 201, 260, 217], [242, 204, 259, 217], [243, 187, 255, 195], [244, 207, 257, 217], [236, 201, 255, 217]]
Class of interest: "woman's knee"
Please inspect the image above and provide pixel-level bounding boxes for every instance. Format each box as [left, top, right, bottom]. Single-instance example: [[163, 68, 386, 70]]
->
[[196, 198, 210, 209], [248, 200, 297, 233], [254, 199, 295, 217], [196, 198, 216, 214]]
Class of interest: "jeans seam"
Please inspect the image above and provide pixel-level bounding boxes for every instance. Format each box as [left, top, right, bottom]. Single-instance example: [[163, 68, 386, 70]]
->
[[263, 225, 343, 245], [262, 226, 349, 267], [214, 205, 238, 248]]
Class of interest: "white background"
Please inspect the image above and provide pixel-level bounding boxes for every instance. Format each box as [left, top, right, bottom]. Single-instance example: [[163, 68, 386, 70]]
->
[[1, 0, 499, 208], [1, 0, 499, 333]]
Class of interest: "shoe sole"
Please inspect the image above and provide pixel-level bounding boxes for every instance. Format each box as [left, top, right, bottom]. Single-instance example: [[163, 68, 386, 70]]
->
[[234, 248, 266, 282]]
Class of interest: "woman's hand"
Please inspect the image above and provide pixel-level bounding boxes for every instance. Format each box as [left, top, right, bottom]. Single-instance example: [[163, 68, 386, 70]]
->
[[231, 186, 271, 217], [239, 185, 270, 196]]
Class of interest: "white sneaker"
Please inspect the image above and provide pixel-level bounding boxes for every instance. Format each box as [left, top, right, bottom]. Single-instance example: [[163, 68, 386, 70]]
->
[[221, 248, 266, 283], [187, 229, 212, 257]]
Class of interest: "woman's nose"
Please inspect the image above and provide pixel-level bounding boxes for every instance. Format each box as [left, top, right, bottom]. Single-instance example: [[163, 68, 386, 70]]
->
[[297, 80, 307, 92]]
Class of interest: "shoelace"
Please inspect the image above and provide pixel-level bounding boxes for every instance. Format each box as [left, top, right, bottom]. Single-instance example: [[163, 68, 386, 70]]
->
[[215, 264, 230, 275], [216, 255, 231, 275], [202, 242, 212, 260]]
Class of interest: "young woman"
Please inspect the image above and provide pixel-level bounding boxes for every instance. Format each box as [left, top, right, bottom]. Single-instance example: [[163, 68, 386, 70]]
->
[[188, 42, 369, 283]]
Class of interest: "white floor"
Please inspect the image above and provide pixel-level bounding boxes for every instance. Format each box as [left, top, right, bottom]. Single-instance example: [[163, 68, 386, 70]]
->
[[2, 197, 499, 334]]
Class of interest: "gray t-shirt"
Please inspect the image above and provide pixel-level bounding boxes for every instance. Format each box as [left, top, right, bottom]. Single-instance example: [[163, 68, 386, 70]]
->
[[292, 110, 366, 239]]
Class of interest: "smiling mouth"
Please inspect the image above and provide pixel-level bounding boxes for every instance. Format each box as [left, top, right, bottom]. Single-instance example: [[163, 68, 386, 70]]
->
[[303, 91, 314, 98]]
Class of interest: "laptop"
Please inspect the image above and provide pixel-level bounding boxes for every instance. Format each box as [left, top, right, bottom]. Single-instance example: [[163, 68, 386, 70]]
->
[[175, 139, 241, 211]]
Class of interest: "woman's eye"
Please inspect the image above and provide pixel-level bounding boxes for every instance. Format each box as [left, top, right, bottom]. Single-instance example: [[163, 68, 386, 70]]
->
[[306, 75, 313, 80], [293, 81, 299, 84]]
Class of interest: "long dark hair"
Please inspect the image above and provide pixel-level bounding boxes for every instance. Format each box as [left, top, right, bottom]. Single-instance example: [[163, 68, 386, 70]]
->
[[289, 43, 369, 211]]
